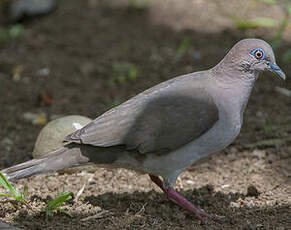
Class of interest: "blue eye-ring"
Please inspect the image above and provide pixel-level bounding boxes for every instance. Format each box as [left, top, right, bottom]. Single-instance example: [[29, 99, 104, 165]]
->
[[251, 48, 265, 60]]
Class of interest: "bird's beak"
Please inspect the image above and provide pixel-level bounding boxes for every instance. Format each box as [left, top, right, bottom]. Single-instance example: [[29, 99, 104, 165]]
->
[[269, 63, 286, 80]]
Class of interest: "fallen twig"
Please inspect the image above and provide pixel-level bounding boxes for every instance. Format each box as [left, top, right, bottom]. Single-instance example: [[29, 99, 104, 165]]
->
[[80, 210, 111, 221]]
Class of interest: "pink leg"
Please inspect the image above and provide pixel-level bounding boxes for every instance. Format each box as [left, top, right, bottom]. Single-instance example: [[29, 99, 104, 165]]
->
[[149, 174, 223, 224]]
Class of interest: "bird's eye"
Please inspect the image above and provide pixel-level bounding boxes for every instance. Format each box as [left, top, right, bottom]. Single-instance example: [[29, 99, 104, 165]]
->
[[251, 48, 265, 60]]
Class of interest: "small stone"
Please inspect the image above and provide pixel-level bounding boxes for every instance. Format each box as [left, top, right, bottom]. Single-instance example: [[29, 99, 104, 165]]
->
[[221, 184, 231, 189], [247, 200, 255, 207], [37, 68, 50, 77], [185, 180, 194, 185], [252, 150, 266, 159]]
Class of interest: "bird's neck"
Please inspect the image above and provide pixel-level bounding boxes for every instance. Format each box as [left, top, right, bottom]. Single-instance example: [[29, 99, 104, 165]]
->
[[211, 60, 258, 87], [210, 65, 258, 115]]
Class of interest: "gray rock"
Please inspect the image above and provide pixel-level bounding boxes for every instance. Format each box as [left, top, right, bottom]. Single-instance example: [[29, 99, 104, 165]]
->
[[33, 115, 92, 159], [9, 0, 56, 22]]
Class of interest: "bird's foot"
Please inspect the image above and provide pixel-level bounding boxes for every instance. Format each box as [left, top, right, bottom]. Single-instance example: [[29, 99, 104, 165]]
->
[[165, 187, 223, 224], [179, 204, 225, 224], [149, 174, 224, 224]]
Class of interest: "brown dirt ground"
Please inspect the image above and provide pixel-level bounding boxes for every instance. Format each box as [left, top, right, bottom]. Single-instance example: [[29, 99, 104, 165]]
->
[[0, 0, 291, 229]]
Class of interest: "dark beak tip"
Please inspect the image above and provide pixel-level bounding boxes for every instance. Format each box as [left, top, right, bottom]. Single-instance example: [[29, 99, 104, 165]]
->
[[270, 63, 286, 80]]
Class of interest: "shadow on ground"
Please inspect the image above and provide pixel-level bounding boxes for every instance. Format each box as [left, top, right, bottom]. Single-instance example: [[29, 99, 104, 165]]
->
[[9, 185, 289, 230]]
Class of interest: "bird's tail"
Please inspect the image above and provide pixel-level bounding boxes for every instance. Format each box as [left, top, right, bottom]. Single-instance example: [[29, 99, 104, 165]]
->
[[1, 144, 89, 181]]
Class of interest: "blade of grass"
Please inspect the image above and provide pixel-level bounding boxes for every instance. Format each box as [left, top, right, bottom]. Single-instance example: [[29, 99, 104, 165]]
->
[[22, 185, 28, 200], [0, 172, 21, 199], [47, 192, 72, 209], [44, 192, 73, 217], [0, 193, 15, 198]]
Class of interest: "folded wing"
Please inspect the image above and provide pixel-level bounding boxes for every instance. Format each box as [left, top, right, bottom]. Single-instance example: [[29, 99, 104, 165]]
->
[[65, 72, 219, 154]]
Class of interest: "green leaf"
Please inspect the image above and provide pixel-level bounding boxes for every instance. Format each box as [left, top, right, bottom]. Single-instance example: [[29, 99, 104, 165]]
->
[[22, 185, 28, 200], [112, 62, 138, 84], [9, 24, 24, 38], [47, 192, 72, 209], [0, 172, 21, 199], [0, 193, 15, 198], [234, 17, 278, 29], [252, 17, 278, 27], [44, 192, 73, 216]]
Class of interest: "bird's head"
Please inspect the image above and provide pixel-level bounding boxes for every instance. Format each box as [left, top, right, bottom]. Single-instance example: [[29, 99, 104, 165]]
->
[[224, 38, 286, 80]]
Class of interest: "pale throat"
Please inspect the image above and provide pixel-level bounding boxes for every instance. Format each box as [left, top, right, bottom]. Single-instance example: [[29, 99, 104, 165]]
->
[[212, 67, 259, 116], [233, 71, 258, 113]]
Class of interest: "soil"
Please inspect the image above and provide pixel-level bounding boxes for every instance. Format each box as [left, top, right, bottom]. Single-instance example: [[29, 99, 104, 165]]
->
[[0, 0, 290, 229]]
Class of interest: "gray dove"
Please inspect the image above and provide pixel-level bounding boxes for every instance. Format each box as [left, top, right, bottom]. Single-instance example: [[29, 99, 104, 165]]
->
[[1, 39, 286, 223]]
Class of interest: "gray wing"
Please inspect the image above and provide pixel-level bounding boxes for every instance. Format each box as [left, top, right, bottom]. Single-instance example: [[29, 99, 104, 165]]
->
[[65, 72, 219, 154]]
